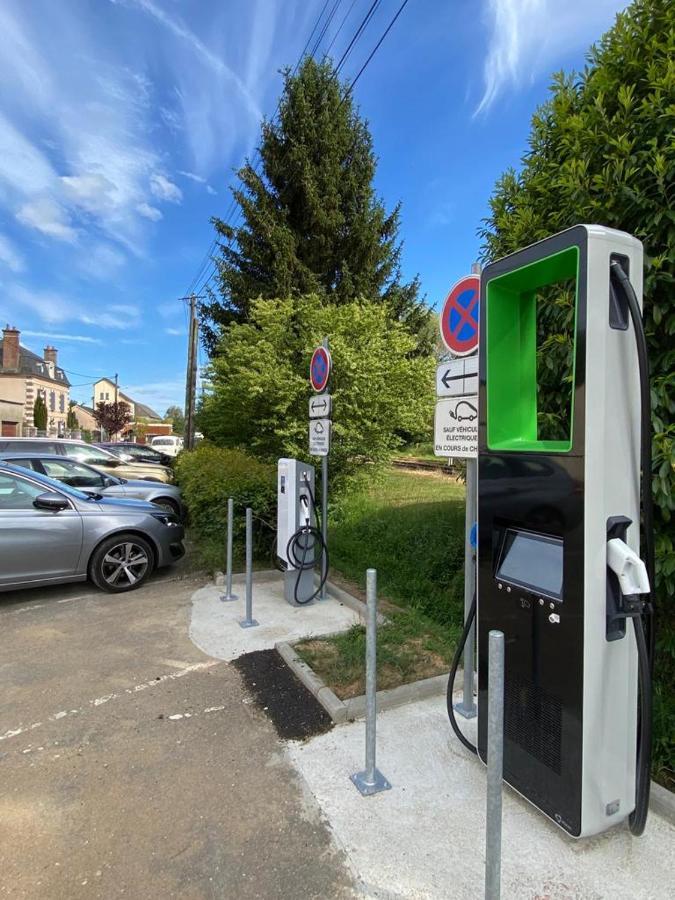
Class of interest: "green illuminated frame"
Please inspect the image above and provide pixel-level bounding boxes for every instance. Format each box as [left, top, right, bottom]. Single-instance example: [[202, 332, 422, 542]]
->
[[486, 246, 579, 452]]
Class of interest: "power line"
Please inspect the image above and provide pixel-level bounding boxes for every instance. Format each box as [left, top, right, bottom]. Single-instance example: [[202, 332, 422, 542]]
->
[[335, 0, 381, 74], [324, 0, 359, 57], [347, 0, 411, 92]]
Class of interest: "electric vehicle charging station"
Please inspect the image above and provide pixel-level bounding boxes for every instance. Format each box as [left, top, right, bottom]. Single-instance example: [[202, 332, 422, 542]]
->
[[468, 224, 654, 838], [277, 458, 317, 605]]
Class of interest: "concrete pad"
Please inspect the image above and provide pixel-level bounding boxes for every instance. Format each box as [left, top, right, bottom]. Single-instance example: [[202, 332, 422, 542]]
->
[[189, 572, 360, 662], [288, 694, 675, 899]]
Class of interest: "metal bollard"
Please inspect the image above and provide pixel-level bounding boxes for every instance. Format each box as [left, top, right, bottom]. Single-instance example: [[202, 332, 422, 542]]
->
[[220, 497, 237, 602], [238, 507, 258, 628], [485, 630, 505, 900], [350, 568, 391, 796]]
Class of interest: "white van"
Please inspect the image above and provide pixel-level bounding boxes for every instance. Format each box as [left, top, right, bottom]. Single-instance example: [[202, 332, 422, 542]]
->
[[150, 435, 184, 457]]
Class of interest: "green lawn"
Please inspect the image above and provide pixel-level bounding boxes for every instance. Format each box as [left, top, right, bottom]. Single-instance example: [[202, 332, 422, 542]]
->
[[295, 467, 467, 697]]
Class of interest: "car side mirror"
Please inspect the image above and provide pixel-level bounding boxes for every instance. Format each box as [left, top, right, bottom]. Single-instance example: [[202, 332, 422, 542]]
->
[[34, 491, 70, 512]]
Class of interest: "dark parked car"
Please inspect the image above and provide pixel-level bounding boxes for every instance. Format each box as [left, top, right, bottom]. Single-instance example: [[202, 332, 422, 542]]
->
[[0, 461, 184, 593], [0, 454, 184, 519], [96, 442, 173, 467]]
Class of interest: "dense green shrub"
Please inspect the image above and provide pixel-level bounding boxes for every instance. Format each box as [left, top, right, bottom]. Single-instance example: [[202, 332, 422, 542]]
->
[[481, 0, 674, 785], [198, 297, 435, 492], [174, 444, 276, 571]]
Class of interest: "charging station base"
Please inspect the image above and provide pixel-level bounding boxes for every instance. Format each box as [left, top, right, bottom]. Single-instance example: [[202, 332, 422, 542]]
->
[[284, 568, 315, 606]]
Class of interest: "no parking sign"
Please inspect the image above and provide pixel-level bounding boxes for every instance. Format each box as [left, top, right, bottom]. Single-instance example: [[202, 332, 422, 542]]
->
[[439, 274, 480, 357], [309, 345, 331, 393]]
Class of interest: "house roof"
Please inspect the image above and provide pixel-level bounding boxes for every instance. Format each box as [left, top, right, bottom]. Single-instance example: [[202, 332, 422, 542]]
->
[[134, 401, 161, 420], [0, 339, 70, 387]]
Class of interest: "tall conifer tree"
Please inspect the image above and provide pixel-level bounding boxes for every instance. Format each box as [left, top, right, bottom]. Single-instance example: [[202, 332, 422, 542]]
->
[[200, 58, 427, 353]]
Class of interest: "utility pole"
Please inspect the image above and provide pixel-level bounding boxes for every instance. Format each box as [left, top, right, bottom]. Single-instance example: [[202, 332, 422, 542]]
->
[[113, 373, 119, 443], [184, 295, 199, 451]]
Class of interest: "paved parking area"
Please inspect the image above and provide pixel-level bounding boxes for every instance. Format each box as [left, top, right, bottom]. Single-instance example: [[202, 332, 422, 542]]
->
[[0, 572, 353, 899]]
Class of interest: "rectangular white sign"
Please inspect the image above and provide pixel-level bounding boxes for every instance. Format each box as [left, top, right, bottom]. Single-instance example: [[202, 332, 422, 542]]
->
[[309, 394, 332, 419], [434, 396, 478, 458], [309, 418, 331, 456], [436, 355, 478, 398]]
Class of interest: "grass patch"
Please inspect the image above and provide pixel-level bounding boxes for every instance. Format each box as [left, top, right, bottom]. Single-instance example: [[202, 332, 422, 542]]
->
[[295, 607, 457, 699], [330, 468, 466, 626], [396, 441, 438, 462], [298, 467, 466, 698]]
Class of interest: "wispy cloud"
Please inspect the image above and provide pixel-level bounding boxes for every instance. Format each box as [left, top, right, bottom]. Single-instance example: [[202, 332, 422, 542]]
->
[[124, 377, 186, 411], [137, 202, 163, 222], [476, 0, 629, 114], [165, 327, 186, 336], [22, 330, 102, 344], [0, 233, 25, 272], [150, 173, 183, 204], [8, 285, 141, 331], [16, 197, 78, 243]]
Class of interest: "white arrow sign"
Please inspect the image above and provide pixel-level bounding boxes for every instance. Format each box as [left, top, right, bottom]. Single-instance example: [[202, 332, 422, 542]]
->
[[434, 396, 478, 458], [309, 418, 331, 456], [436, 356, 478, 398], [309, 394, 332, 419]]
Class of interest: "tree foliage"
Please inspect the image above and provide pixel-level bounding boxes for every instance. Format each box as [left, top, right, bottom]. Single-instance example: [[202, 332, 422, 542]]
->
[[33, 394, 47, 431], [198, 297, 434, 488], [200, 58, 430, 354], [66, 401, 79, 431], [93, 401, 131, 438], [481, 0, 674, 782], [165, 405, 185, 435]]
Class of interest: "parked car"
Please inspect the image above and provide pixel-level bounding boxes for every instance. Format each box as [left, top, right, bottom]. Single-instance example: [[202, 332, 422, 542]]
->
[[0, 461, 184, 593], [96, 441, 173, 467], [0, 454, 184, 518], [0, 438, 173, 483], [149, 435, 184, 458]]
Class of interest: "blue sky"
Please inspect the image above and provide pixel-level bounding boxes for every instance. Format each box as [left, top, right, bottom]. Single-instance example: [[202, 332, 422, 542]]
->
[[0, 0, 630, 413]]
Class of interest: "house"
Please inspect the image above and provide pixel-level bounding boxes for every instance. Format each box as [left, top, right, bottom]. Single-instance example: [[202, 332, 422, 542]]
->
[[0, 326, 70, 436], [70, 403, 98, 433], [92, 377, 172, 442]]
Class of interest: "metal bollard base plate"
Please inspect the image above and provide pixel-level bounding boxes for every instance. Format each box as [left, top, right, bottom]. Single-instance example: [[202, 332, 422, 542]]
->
[[350, 768, 392, 797], [453, 700, 477, 720], [238, 618, 259, 629], [220, 592, 238, 603]]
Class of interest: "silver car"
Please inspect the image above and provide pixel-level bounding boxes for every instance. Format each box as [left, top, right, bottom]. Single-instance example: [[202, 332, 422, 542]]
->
[[0, 453, 184, 519], [0, 461, 185, 594]]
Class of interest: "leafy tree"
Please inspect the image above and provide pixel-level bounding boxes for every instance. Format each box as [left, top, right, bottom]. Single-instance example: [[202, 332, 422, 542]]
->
[[33, 394, 47, 431], [165, 405, 185, 435], [93, 401, 131, 439], [200, 58, 430, 354], [198, 297, 434, 488], [480, 0, 674, 780], [66, 401, 79, 431]]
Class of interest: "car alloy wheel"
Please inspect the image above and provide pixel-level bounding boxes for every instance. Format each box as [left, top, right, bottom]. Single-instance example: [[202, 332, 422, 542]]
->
[[101, 540, 150, 588]]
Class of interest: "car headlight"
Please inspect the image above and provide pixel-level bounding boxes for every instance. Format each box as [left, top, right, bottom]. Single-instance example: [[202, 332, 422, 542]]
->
[[151, 511, 180, 527]]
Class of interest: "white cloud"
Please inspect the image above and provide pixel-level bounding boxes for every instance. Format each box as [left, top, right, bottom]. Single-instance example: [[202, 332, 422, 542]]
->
[[165, 327, 185, 336], [178, 170, 205, 184], [123, 377, 186, 412], [61, 173, 117, 213], [9, 284, 140, 330], [22, 330, 102, 344], [0, 234, 24, 272], [476, 0, 630, 114], [16, 197, 78, 243], [150, 173, 183, 204], [206, 185, 217, 196], [137, 202, 163, 221], [78, 242, 127, 280]]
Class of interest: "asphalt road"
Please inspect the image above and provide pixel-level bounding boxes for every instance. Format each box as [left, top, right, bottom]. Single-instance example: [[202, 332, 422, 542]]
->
[[0, 569, 353, 899]]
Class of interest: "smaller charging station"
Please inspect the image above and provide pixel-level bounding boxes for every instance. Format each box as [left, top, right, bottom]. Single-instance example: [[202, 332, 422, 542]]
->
[[277, 458, 321, 605]]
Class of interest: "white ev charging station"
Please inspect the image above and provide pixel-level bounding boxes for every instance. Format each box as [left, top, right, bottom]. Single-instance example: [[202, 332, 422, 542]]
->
[[277, 458, 323, 605], [447, 225, 655, 838]]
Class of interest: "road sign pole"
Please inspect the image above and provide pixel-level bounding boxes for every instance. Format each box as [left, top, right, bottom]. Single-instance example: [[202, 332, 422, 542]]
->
[[319, 337, 329, 601], [455, 457, 477, 718]]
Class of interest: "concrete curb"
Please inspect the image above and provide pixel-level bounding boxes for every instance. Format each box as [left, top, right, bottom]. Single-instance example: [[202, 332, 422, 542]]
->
[[276, 638, 449, 724], [650, 780, 675, 825], [313, 576, 386, 625]]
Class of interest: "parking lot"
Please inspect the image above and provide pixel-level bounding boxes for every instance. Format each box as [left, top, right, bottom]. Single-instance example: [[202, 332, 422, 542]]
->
[[0, 568, 352, 899]]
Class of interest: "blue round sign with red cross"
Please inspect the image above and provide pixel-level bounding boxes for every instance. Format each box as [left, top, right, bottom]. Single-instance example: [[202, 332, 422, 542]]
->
[[440, 274, 480, 356], [310, 346, 331, 393]]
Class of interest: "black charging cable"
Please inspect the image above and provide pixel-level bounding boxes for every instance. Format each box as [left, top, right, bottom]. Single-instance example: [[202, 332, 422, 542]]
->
[[610, 260, 655, 837], [445, 586, 478, 755], [284, 479, 329, 606]]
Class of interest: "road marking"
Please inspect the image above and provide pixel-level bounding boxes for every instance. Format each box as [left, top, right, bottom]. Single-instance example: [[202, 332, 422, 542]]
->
[[0, 659, 220, 743]]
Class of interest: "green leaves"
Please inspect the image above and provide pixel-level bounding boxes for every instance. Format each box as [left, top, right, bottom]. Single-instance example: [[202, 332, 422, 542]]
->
[[197, 296, 434, 490]]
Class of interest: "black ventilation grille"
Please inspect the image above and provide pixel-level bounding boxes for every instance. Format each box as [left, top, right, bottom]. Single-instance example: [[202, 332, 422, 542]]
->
[[504, 673, 562, 774]]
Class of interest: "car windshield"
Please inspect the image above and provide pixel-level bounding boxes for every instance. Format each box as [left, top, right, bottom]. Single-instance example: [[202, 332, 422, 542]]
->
[[152, 439, 172, 446], [0, 463, 92, 501]]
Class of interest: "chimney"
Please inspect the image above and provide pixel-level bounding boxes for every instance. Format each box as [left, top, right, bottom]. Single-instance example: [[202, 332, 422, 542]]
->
[[2, 325, 20, 371], [44, 345, 58, 367]]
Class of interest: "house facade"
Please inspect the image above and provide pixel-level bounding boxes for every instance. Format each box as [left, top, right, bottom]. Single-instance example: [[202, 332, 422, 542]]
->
[[92, 377, 172, 442], [0, 326, 71, 436]]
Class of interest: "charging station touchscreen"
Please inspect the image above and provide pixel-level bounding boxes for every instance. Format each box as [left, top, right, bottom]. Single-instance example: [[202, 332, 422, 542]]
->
[[497, 530, 563, 601]]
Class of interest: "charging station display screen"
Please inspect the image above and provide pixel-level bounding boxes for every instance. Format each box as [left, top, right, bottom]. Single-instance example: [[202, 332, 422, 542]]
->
[[497, 529, 563, 600]]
